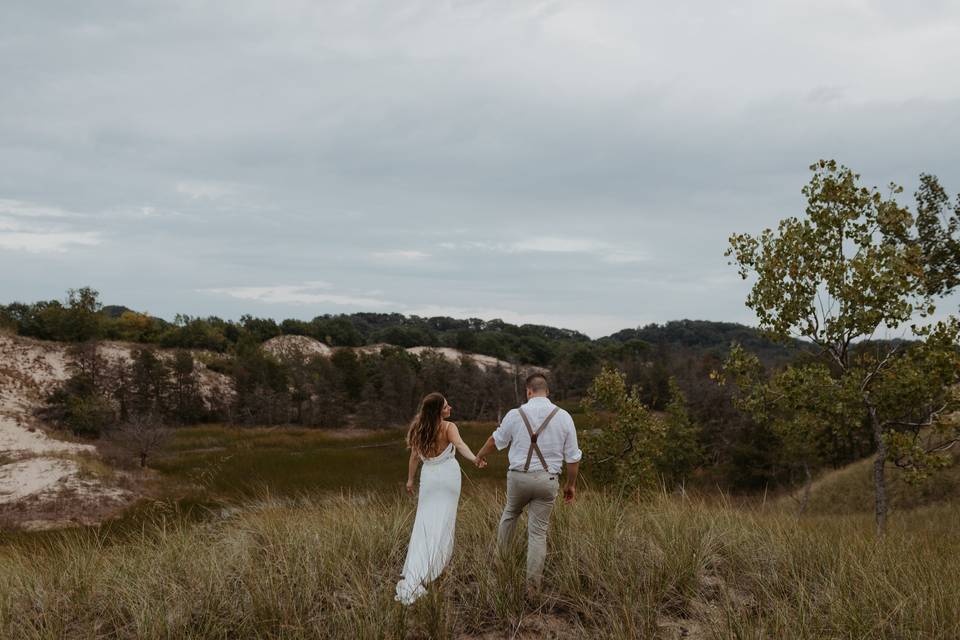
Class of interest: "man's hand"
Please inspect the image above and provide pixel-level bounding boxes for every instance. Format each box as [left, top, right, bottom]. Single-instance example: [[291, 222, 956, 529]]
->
[[475, 435, 498, 462], [474, 456, 487, 469], [563, 484, 576, 504]]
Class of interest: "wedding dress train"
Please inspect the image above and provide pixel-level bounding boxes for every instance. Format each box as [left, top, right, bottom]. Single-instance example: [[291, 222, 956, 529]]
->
[[395, 442, 461, 605]]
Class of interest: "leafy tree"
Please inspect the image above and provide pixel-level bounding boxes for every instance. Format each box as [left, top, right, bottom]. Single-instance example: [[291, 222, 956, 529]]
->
[[371, 325, 435, 348], [240, 314, 281, 343], [915, 173, 960, 298], [230, 334, 290, 425], [170, 350, 204, 423], [583, 366, 665, 490], [330, 349, 366, 402], [311, 317, 363, 347], [726, 160, 960, 534], [303, 355, 349, 428], [358, 347, 419, 426], [552, 344, 601, 400], [41, 342, 115, 437], [0, 304, 16, 332], [60, 287, 103, 342], [130, 348, 170, 417], [112, 310, 162, 343], [721, 344, 867, 512], [159, 315, 230, 352], [657, 379, 702, 488]]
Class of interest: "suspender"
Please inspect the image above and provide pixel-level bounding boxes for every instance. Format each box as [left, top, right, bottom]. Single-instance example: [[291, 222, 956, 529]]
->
[[517, 407, 560, 472]]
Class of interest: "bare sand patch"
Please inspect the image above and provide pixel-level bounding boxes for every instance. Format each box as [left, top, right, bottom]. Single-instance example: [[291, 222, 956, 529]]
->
[[262, 334, 333, 359], [0, 335, 162, 528]]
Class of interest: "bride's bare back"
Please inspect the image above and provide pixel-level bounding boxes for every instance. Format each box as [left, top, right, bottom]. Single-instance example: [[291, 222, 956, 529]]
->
[[424, 421, 454, 458]]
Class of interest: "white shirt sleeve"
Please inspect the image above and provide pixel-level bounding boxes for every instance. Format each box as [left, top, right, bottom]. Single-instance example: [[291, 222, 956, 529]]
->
[[492, 409, 516, 450], [562, 412, 583, 464]]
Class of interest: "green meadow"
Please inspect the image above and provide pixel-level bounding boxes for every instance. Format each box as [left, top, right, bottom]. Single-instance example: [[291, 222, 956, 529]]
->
[[151, 422, 510, 500]]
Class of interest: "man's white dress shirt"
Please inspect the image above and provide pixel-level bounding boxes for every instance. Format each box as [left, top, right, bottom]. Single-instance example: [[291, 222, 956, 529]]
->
[[492, 396, 582, 473]]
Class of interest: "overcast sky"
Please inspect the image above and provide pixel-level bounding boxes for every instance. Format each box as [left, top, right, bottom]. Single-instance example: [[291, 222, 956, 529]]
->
[[2, 1, 959, 338]]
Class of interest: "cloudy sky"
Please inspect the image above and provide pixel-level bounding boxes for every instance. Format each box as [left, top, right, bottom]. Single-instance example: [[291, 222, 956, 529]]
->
[[2, 0, 959, 337]]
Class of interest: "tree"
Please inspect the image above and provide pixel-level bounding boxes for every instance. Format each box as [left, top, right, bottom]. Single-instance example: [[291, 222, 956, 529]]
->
[[113, 310, 161, 343], [41, 342, 116, 437], [170, 350, 203, 423], [230, 335, 290, 425], [304, 355, 348, 428], [240, 314, 281, 343], [109, 413, 172, 468], [130, 348, 170, 417], [915, 173, 960, 299], [726, 160, 960, 534], [330, 349, 366, 402], [721, 344, 866, 512], [582, 366, 665, 490], [657, 379, 702, 488]]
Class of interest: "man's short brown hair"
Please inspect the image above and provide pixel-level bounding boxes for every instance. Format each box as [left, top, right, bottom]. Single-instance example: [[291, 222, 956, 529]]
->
[[525, 373, 549, 394]]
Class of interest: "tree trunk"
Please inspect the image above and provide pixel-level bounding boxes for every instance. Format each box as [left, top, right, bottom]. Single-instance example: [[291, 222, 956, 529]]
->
[[869, 406, 888, 536], [139, 451, 147, 468]]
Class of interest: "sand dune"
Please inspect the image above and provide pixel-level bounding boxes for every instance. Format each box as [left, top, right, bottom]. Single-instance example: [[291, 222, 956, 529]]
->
[[0, 333, 230, 529]]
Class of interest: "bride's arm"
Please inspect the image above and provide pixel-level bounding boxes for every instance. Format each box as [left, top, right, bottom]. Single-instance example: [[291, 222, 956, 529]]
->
[[446, 422, 479, 464], [405, 449, 419, 494]]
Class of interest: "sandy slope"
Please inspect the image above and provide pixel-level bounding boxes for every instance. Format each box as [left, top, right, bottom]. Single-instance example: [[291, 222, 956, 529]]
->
[[0, 334, 132, 528], [261, 334, 333, 359], [0, 333, 231, 529], [263, 335, 547, 374]]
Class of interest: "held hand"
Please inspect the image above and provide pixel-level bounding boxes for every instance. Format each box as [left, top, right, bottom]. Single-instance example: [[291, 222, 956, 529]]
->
[[474, 456, 487, 469], [563, 484, 576, 504], [406, 480, 415, 495]]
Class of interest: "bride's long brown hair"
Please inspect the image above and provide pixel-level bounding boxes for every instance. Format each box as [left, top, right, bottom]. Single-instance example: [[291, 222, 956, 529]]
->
[[407, 392, 446, 457]]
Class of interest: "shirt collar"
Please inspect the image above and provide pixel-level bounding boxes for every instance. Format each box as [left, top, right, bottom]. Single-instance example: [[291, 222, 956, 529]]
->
[[525, 396, 551, 405]]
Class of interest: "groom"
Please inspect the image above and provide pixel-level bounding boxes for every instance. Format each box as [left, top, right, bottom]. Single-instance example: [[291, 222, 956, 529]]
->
[[475, 373, 581, 590]]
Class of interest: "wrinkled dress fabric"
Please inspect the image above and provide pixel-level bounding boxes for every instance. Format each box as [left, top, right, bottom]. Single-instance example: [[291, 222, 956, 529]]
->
[[395, 443, 461, 605]]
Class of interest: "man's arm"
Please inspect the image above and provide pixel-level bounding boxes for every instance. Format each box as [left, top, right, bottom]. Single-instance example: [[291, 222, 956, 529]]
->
[[562, 414, 582, 503], [475, 411, 515, 467], [563, 461, 579, 503], [475, 435, 498, 462]]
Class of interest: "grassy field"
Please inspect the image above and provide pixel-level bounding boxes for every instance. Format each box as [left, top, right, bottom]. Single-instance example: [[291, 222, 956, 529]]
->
[[3, 420, 959, 638], [1, 488, 958, 639], [150, 422, 510, 500], [793, 453, 960, 516]]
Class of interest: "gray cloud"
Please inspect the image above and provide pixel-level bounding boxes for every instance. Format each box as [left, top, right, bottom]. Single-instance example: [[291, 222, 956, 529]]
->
[[2, 0, 959, 336]]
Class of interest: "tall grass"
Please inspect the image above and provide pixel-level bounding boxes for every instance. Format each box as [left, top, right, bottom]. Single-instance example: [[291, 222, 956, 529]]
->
[[796, 455, 960, 516], [1, 488, 957, 639]]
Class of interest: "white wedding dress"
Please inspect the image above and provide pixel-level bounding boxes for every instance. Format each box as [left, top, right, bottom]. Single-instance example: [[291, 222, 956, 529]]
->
[[395, 442, 462, 605]]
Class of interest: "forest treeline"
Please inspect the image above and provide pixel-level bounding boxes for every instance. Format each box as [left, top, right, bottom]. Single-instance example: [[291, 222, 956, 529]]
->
[[0, 287, 804, 367], [4, 286, 833, 491]]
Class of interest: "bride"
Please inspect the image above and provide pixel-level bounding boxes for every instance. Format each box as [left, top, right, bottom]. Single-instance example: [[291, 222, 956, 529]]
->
[[395, 392, 485, 605]]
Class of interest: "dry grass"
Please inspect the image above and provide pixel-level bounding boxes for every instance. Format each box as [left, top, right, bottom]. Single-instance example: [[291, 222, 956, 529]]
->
[[784, 453, 960, 516], [1, 488, 957, 639]]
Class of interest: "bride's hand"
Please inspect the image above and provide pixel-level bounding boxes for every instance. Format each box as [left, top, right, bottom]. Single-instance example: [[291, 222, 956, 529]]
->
[[474, 457, 487, 469], [406, 480, 415, 495]]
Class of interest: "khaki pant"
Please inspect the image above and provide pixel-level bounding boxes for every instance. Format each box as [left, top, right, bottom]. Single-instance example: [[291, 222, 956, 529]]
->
[[497, 470, 559, 587]]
